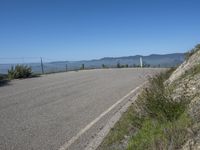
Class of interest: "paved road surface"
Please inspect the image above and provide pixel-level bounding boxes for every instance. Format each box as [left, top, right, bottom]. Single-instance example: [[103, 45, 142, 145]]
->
[[0, 68, 163, 150]]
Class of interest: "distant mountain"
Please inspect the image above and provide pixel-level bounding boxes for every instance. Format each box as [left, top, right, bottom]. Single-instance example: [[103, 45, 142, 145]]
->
[[51, 53, 184, 68], [0, 53, 185, 74]]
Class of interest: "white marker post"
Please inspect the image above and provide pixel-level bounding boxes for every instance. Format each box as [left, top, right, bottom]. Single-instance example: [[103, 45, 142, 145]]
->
[[140, 57, 143, 68]]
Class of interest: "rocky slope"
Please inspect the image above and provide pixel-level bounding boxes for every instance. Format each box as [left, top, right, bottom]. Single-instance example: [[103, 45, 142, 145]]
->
[[98, 45, 199, 150], [168, 46, 200, 83], [167, 45, 200, 149]]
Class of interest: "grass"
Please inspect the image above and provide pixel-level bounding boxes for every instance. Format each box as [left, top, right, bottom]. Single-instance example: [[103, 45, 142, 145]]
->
[[98, 105, 144, 149], [138, 71, 188, 122], [98, 68, 191, 150], [127, 113, 191, 150], [185, 44, 200, 61], [183, 63, 200, 78], [174, 63, 200, 86]]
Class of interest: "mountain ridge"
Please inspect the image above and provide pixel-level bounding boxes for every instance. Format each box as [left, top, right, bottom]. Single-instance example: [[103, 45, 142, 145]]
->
[[51, 53, 184, 64], [0, 53, 185, 74]]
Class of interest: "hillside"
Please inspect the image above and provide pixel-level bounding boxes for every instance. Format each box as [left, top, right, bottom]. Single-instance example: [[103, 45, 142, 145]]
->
[[98, 45, 200, 150], [168, 45, 200, 149]]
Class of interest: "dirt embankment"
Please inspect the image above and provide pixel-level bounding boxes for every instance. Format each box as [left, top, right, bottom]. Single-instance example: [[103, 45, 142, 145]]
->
[[98, 45, 200, 150], [167, 46, 200, 150]]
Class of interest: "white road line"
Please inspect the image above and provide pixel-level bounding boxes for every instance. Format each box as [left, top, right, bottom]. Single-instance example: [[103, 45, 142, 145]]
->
[[85, 91, 141, 150], [59, 83, 145, 150]]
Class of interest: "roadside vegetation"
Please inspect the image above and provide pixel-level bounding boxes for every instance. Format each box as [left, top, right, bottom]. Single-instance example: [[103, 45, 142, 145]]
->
[[182, 63, 200, 79], [99, 44, 200, 150], [99, 68, 194, 150], [8, 65, 33, 79], [127, 69, 190, 150], [185, 44, 200, 61], [0, 64, 43, 86]]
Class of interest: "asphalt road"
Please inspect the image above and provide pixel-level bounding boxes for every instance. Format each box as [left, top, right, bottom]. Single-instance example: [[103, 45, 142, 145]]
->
[[0, 68, 163, 150]]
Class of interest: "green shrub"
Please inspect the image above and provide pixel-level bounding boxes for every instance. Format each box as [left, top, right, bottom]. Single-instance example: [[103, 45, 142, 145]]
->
[[127, 69, 191, 149], [99, 105, 144, 149], [99, 68, 191, 150], [183, 63, 200, 77], [138, 71, 188, 122], [8, 65, 32, 79]]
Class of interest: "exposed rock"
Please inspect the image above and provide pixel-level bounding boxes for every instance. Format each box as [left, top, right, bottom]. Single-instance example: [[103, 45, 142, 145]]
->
[[168, 50, 200, 84], [166, 47, 200, 150], [182, 131, 200, 150]]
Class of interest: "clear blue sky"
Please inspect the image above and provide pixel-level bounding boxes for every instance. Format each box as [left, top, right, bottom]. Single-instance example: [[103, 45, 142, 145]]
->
[[0, 0, 200, 61]]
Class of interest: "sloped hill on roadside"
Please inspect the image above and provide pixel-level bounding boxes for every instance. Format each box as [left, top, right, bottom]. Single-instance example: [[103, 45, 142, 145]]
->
[[167, 45, 200, 149], [98, 44, 200, 150]]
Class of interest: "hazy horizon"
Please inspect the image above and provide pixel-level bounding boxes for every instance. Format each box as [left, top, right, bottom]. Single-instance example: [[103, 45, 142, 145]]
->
[[0, 52, 185, 64]]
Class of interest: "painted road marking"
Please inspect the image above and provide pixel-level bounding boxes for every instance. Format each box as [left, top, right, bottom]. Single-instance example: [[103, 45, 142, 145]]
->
[[59, 83, 145, 150]]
